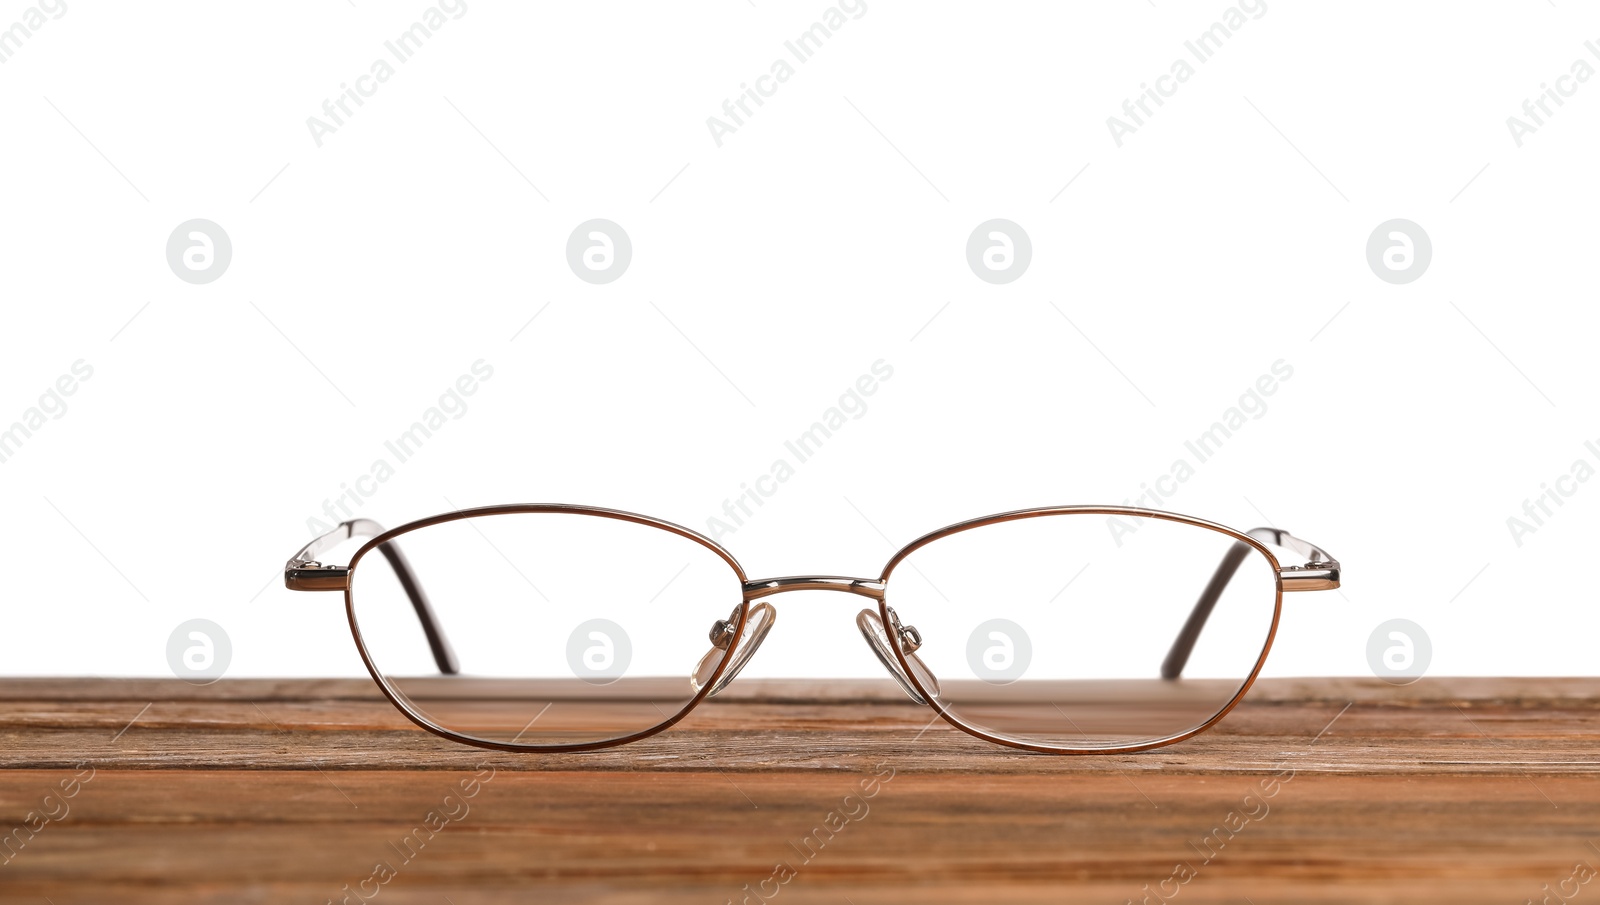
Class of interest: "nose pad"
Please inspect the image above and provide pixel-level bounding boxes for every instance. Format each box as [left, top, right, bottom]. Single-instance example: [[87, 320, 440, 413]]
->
[[856, 607, 941, 706], [691, 602, 776, 697]]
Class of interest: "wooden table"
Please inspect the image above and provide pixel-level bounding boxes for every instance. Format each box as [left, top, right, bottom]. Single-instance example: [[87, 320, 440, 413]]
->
[[0, 677, 1595, 903]]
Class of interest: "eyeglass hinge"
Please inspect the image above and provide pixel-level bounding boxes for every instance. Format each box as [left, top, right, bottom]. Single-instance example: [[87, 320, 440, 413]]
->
[[1279, 561, 1340, 592], [284, 561, 351, 591]]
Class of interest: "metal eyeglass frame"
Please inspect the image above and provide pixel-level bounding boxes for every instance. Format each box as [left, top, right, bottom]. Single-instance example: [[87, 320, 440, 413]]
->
[[284, 504, 1340, 755]]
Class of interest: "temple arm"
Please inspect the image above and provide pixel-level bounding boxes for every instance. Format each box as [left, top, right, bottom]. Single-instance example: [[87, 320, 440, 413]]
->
[[284, 519, 459, 675], [1160, 527, 1340, 681]]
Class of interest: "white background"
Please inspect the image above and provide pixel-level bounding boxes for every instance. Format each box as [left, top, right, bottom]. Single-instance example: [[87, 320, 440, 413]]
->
[[2, 1, 1596, 680]]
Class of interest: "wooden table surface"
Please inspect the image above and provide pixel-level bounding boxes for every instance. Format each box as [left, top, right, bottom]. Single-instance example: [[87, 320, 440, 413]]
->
[[0, 677, 1596, 904]]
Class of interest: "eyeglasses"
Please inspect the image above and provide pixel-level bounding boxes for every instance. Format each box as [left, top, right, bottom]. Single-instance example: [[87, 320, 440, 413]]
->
[[283, 505, 1339, 755]]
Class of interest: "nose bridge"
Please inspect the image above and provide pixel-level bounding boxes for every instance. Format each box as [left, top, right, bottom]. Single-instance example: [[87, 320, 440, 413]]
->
[[742, 575, 886, 601]]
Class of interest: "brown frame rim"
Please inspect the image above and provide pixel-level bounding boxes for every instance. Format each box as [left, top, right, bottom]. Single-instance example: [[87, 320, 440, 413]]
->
[[344, 503, 750, 753], [875, 505, 1284, 756]]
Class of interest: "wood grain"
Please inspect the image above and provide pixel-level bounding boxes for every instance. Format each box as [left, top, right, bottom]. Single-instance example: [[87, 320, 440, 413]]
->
[[0, 677, 1596, 904]]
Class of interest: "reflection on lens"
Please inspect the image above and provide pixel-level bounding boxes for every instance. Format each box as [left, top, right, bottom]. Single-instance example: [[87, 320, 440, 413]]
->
[[348, 511, 744, 748], [883, 511, 1278, 750]]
